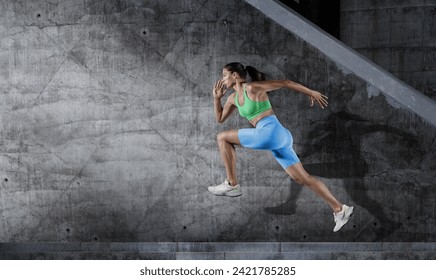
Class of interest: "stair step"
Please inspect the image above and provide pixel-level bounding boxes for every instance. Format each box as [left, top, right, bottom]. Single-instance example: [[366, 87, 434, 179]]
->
[[1, 242, 435, 259]]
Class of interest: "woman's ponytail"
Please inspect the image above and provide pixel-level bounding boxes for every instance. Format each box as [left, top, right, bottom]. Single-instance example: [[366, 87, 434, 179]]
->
[[223, 62, 266, 81], [245, 66, 265, 81]]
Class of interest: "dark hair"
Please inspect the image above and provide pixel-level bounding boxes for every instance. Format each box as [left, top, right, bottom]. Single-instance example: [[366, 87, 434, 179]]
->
[[223, 62, 265, 81]]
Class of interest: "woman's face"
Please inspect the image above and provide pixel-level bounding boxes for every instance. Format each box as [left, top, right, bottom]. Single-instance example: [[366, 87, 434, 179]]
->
[[221, 68, 236, 88]]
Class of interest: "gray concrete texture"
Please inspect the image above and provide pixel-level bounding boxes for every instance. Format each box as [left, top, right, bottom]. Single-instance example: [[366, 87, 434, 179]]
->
[[1, 242, 436, 260], [340, 0, 436, 101], [0, 0, 435, 244]]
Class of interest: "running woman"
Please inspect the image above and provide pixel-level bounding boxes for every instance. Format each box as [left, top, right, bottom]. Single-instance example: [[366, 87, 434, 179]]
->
[[208, 62, 353, 232]]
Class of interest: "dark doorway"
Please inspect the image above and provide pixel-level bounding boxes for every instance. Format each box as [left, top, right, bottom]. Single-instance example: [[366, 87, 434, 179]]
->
[[279, 0, 340, 39]]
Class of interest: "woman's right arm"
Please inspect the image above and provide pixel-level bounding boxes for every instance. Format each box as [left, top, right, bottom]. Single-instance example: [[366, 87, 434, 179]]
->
[[214, 95, 236, 123], [213, 80, 236, 123]]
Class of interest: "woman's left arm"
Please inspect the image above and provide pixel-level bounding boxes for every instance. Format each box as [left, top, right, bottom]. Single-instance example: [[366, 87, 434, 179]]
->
[[249, 80, 328, 109]]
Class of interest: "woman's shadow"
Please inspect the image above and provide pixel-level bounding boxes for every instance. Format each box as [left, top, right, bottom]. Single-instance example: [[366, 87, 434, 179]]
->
[[264, 111, 413, 239]]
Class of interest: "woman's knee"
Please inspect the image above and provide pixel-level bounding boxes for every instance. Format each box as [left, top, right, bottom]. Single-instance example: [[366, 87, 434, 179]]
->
[[217, 132, 227, 144], [291, 173, 310, 186], [286, 164, 313, 186], [297, 174, 321, 188], [217, 130, 239, 145]]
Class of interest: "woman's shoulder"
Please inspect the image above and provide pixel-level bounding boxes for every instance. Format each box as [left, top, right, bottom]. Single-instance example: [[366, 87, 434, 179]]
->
[[226, 91, 237, 104], [245, 81, 265, 95], [244, 82, 255, 92]]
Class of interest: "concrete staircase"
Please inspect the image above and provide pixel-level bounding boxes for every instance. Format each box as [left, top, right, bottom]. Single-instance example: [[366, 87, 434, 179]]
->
[[245, 0, 436, 127]]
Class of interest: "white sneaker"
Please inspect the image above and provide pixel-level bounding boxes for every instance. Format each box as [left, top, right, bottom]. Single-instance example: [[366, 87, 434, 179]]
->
[[333, 204, 354, 232], [208, 180, 242, 197]]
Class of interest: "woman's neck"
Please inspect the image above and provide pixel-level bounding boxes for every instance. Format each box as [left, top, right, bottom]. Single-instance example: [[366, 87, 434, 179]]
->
[[233, 80, 246, 92]]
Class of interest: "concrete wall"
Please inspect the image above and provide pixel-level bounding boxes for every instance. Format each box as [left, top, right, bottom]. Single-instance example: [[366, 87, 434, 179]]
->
[[340, 0, 436, 100], [0, 0, 435, 243]]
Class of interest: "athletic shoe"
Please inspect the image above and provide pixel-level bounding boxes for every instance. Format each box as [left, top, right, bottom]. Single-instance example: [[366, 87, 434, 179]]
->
[[333, 204, 354, 232], [208, 180, 242, 197]]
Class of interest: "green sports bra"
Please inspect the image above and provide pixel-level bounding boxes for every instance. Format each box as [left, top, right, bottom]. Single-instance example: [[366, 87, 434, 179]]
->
[[234, 86, 272, 120]]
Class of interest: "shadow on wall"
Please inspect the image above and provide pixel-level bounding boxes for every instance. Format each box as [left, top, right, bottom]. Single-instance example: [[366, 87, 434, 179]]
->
[[265, 111, 427, 241]]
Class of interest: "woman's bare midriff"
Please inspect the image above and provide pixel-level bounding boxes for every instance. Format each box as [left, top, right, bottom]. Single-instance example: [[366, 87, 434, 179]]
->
[[249, 108, 275, 127]]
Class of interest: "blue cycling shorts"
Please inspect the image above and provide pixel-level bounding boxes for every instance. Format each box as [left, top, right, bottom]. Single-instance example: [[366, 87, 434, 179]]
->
[[237, 115, 300, 169]]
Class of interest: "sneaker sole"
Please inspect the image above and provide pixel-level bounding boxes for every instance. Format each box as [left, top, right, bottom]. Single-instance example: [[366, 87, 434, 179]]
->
[[208, 186, 242, 197], [212, 191, 242, 197], [223, 191, 242, 197], [208, 189, 242, 197]]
